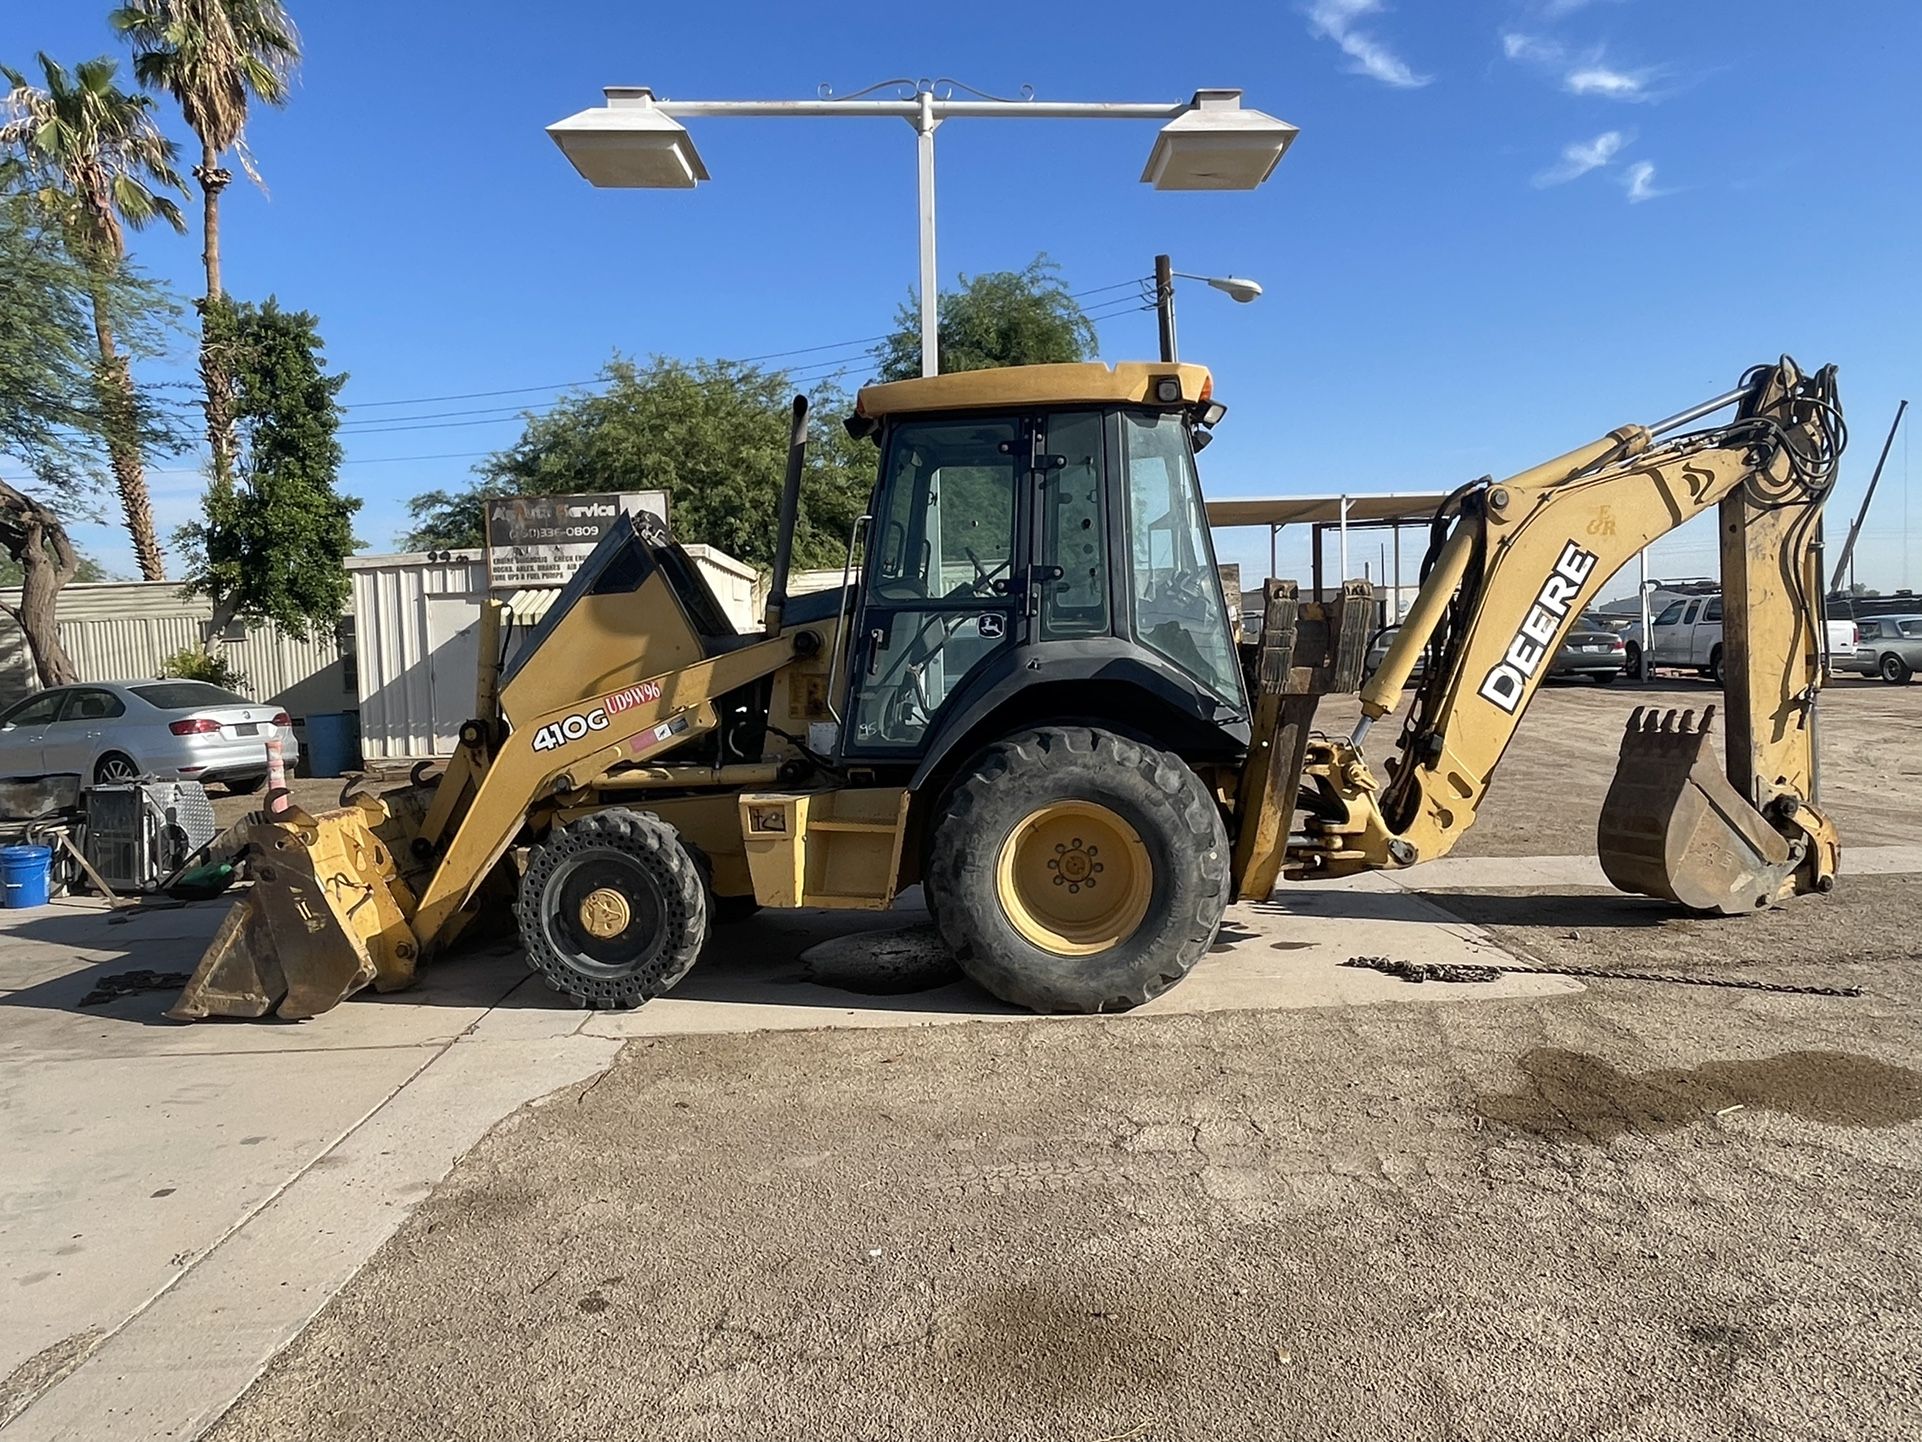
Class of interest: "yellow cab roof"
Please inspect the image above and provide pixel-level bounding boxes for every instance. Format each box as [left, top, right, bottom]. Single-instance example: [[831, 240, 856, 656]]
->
[[855, 361, 1214, 418]]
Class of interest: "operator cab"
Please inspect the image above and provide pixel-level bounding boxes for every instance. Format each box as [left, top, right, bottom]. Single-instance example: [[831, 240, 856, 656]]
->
[[840, 362, 1244, 768]]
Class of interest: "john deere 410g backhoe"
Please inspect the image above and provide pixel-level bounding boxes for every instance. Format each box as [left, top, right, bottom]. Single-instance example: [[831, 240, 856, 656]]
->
[[170, 355, 1845, 1022]]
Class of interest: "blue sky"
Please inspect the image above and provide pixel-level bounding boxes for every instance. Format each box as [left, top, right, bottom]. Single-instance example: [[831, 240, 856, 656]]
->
[[6, 0, 1920, 601]]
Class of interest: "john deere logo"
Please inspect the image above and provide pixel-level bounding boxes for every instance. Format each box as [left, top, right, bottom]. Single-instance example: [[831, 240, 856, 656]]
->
[[1478, 541, 1599, 714]]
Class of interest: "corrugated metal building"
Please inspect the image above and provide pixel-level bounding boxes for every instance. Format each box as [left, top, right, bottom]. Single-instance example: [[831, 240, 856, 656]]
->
[[349, 545, 760, 762], [0, 581, 352, 716]]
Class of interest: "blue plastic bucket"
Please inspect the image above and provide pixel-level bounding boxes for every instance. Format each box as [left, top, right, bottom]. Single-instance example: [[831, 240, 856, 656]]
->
[[1, 843, 52, 909]]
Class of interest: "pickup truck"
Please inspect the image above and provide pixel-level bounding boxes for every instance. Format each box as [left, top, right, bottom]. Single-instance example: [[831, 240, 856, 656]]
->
[[1623, 594, 1858, 681]]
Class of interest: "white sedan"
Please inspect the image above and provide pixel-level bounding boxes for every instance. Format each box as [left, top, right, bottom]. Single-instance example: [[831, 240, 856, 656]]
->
[[0, 680, 299, 793]]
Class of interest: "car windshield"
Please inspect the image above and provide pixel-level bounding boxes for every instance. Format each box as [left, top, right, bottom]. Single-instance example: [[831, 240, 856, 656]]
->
[[131, 682, 250, 710], [1578, 613, 1613, 629]]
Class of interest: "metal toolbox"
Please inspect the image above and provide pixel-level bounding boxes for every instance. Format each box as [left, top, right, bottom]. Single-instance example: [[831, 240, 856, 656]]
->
[[82, 781, 218, 893]]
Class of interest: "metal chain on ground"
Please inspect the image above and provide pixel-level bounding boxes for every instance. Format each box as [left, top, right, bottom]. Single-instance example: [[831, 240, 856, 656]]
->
[[1342, 954, 1864, 998]]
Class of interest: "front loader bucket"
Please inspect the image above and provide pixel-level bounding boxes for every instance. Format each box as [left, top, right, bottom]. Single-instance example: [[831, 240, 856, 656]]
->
[[1597, 705, 1794, 914], [168, 805, 421, 1021]]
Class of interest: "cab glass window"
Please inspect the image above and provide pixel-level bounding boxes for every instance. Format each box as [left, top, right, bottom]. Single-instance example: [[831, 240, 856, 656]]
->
[[1121, 410, 1241, 707], [1704, 598, 1723, 622], [1654, 601, 1686, 626], [1037, 411, 1107, 639], [872, 419, 1018, 602]]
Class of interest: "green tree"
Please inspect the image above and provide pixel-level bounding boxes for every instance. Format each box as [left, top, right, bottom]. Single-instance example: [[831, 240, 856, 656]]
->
[[0, 552, 108, 585], [873, 255, 1098, 382], [0, 196, 177, 684], [404, 357, 874, 572], [177, 297, 360, 640], [111, 0, 300, 488], [2, 53, 186, 580]]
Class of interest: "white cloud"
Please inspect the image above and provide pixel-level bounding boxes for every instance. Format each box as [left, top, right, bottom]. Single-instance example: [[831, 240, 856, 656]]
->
[[1502, 33, 1565, 64], [1305, 0, 1431, 89], [1564, 64, 1662, 101], [1534, 130, 1628, 187], [1622, 160, 1668, 203]]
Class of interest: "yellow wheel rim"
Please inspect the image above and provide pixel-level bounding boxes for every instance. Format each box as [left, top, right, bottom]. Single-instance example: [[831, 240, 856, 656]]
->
[[995, 801, 1153, 956], [578, 886, 632, 939]]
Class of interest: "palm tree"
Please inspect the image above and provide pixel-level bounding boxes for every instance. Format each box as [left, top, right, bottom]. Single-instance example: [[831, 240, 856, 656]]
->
[[2, 54, 185, 581], [111, 0, 297, 303], [111, 1, 298, 491]]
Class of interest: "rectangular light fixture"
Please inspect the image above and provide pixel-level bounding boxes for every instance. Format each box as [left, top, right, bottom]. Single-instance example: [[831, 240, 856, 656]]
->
[[1141, 89, 1298, 191], [546, 87, 711, 189]]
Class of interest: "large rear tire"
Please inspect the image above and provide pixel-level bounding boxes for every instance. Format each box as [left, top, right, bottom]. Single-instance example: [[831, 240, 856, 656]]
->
[[1881, 653, 1913, 685], [517, 809, 707, 1008], [925, 727, 1228, 1014]]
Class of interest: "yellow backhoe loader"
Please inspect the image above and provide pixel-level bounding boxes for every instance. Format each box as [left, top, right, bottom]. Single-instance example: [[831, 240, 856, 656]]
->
[[169, 355, 1845, 1023]]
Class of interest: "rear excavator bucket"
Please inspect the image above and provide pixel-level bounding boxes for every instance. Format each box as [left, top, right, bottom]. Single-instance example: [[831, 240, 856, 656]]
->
[[167, 799, 421, 1021], [1597, 705, 1796, 914]]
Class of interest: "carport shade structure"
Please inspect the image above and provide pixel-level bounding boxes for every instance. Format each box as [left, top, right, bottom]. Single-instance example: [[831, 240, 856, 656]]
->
[[1205, 492, 1451, 610]]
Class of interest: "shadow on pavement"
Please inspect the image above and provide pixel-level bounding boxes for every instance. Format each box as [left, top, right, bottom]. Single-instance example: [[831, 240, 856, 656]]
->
[[1417, 890, 1688, 930]]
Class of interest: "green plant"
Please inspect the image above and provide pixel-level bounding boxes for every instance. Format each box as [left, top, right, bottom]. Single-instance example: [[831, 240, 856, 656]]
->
[[176, 296, 359, 641], [405, 356, 871, 571], [873, 254, 1097, 383], [159, 642, 246, 692]]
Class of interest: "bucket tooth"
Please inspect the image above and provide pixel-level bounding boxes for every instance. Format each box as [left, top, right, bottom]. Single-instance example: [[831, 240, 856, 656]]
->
[[1597, 704, 1793, 915], [168, 808, 420, 1022]]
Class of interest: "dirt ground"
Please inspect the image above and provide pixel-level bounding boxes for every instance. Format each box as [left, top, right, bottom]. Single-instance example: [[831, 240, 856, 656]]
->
[[203, 678, 1922, 1441]]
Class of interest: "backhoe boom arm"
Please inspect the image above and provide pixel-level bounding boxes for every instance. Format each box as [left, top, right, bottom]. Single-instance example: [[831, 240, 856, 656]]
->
[[1287, 357, 1843, 908]]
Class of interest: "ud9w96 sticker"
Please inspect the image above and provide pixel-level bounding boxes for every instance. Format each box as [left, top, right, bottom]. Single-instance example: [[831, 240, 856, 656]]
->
[[529, 679, 666, 753]]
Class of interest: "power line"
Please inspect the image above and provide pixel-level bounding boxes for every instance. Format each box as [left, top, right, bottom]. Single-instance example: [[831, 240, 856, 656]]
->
[[340, 449, 496, 467], [333, 275, 1152, 414]]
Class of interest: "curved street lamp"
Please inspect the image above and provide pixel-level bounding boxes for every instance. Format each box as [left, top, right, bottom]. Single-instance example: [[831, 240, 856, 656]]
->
[[1152, 255, 1265, 361]]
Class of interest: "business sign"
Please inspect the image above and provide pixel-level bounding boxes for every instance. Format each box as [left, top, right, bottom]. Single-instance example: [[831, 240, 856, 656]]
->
[[483, 490, 668, 590]]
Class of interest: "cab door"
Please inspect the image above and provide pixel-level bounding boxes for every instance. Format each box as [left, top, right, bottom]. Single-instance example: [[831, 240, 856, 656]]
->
[[845, 414, 1026, 756]]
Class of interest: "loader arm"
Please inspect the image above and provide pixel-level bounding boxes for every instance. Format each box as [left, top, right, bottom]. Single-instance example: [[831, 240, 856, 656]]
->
[[1281, 357, 1843, 909]]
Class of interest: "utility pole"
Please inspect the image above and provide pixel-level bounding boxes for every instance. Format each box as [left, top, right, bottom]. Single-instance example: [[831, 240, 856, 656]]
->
[[1830, 398, 1908, 598], [1155, 253, 1177, 363]]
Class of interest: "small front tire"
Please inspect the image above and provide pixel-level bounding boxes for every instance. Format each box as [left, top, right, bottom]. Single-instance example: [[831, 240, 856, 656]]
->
[[517, 809, 707, 1009]]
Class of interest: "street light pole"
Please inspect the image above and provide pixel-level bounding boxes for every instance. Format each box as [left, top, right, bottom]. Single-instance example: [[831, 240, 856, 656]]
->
[[548, 83, 1297, 379], [915, 92, 940, 377]]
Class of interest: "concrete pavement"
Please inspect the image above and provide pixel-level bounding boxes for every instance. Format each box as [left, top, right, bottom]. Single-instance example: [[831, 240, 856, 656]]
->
[[0, 865, 1578, 1441], [9, 847, 1918, 1439]]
